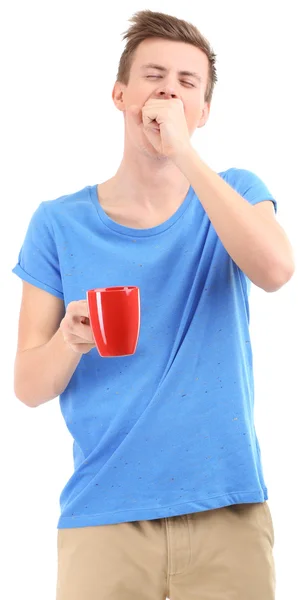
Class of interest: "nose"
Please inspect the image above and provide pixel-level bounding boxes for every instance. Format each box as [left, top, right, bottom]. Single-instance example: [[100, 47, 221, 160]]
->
[[154, 87, 179, 100]]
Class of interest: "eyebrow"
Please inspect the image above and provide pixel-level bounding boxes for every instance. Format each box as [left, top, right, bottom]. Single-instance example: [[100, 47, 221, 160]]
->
[[141, 63, 202, 82]]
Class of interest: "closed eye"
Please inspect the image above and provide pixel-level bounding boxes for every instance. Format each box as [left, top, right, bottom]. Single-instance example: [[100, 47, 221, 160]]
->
[[145, 75, 195, 87]]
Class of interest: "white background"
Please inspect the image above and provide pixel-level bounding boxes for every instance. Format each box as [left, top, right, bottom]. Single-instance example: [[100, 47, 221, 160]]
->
[[1, 1, 300, 598]]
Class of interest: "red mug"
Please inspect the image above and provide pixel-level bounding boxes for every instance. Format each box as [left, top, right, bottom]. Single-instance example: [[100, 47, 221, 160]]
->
[[86, 286, 140, 357]]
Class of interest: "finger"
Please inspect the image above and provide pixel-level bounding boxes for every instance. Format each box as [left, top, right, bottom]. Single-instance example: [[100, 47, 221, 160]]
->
[[143, 113, 160, 131], [62, 319, 95, 343], [66, 330, 95, 344], [142, 106, 164, 132], [74, 323, 95, 343], [67, 300, 89, 319]]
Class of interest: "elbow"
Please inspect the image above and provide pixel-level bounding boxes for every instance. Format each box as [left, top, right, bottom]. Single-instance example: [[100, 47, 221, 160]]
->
[[14, 378, 58, 407], [14, 358, 39, 407], [14, 385, 38, 408], [263, 262, 296, 293]]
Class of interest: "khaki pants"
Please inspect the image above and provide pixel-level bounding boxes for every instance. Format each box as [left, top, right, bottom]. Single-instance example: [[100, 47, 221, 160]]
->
[[56, 501, 275, 599]]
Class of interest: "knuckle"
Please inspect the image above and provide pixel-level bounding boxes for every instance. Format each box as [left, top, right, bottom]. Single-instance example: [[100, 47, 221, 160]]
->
[[63, 315, 72, 329], [66, 301, 77, 314], [67, 299, 88, 316], [60, 318, 68, 331]]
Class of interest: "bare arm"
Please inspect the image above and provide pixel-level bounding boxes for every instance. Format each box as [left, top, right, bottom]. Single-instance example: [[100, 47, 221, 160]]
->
[[14, 282, 95, 408]]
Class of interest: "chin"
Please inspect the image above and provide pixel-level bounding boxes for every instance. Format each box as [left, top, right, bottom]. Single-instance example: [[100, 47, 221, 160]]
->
[[140, 145, 168, 161], [136, 135, 165, 160]]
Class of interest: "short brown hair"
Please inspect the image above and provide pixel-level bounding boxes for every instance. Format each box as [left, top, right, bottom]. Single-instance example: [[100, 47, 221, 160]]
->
[[117, 10, 217, 105]]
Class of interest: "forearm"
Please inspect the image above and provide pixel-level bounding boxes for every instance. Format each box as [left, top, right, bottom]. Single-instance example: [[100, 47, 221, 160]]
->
[[176, 148, 294, 291], [14, 328, 82, 408]]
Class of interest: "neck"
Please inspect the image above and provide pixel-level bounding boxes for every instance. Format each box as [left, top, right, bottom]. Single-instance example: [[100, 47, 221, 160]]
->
[[110, 150, 190, 209]]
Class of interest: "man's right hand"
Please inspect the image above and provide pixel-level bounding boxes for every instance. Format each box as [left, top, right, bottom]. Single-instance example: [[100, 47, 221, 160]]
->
[[60, 300, 96, 354]]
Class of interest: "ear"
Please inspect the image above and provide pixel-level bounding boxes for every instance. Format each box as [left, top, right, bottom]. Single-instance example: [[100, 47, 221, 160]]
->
[[197, 103, 210, 128], [112, 81, 126, 112]]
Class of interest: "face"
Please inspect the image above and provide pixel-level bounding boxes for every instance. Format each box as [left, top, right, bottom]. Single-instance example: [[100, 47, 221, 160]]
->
[[113, 38, 210, 156]]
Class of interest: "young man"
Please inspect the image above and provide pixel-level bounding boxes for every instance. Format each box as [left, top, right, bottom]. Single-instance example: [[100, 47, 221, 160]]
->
[[12, 9, 294, 600]]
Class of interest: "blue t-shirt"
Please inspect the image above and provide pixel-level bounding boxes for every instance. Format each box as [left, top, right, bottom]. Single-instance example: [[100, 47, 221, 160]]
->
[[12, 168, 277, 529]]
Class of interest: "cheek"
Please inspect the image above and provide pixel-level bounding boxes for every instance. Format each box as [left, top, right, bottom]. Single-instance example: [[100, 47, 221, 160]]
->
[[125, 83, 148, 107], [185, 106, 202, 130]]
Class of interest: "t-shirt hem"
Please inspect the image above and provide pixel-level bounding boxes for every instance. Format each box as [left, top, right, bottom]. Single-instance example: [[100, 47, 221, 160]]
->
[[57, 488, 268, 529], [252, 196, 277, 213], [12, 264, 64, 299]]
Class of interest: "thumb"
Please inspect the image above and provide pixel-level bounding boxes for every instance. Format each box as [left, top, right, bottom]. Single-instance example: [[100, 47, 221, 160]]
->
[[126, 104, 142, 127]]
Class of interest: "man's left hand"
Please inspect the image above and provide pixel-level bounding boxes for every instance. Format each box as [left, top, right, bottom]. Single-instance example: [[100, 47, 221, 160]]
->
[[141, 98, 192, 161]]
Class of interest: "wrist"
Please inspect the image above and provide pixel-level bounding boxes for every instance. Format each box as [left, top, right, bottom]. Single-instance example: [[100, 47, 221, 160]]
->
[[172, 144, 199, 172]]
